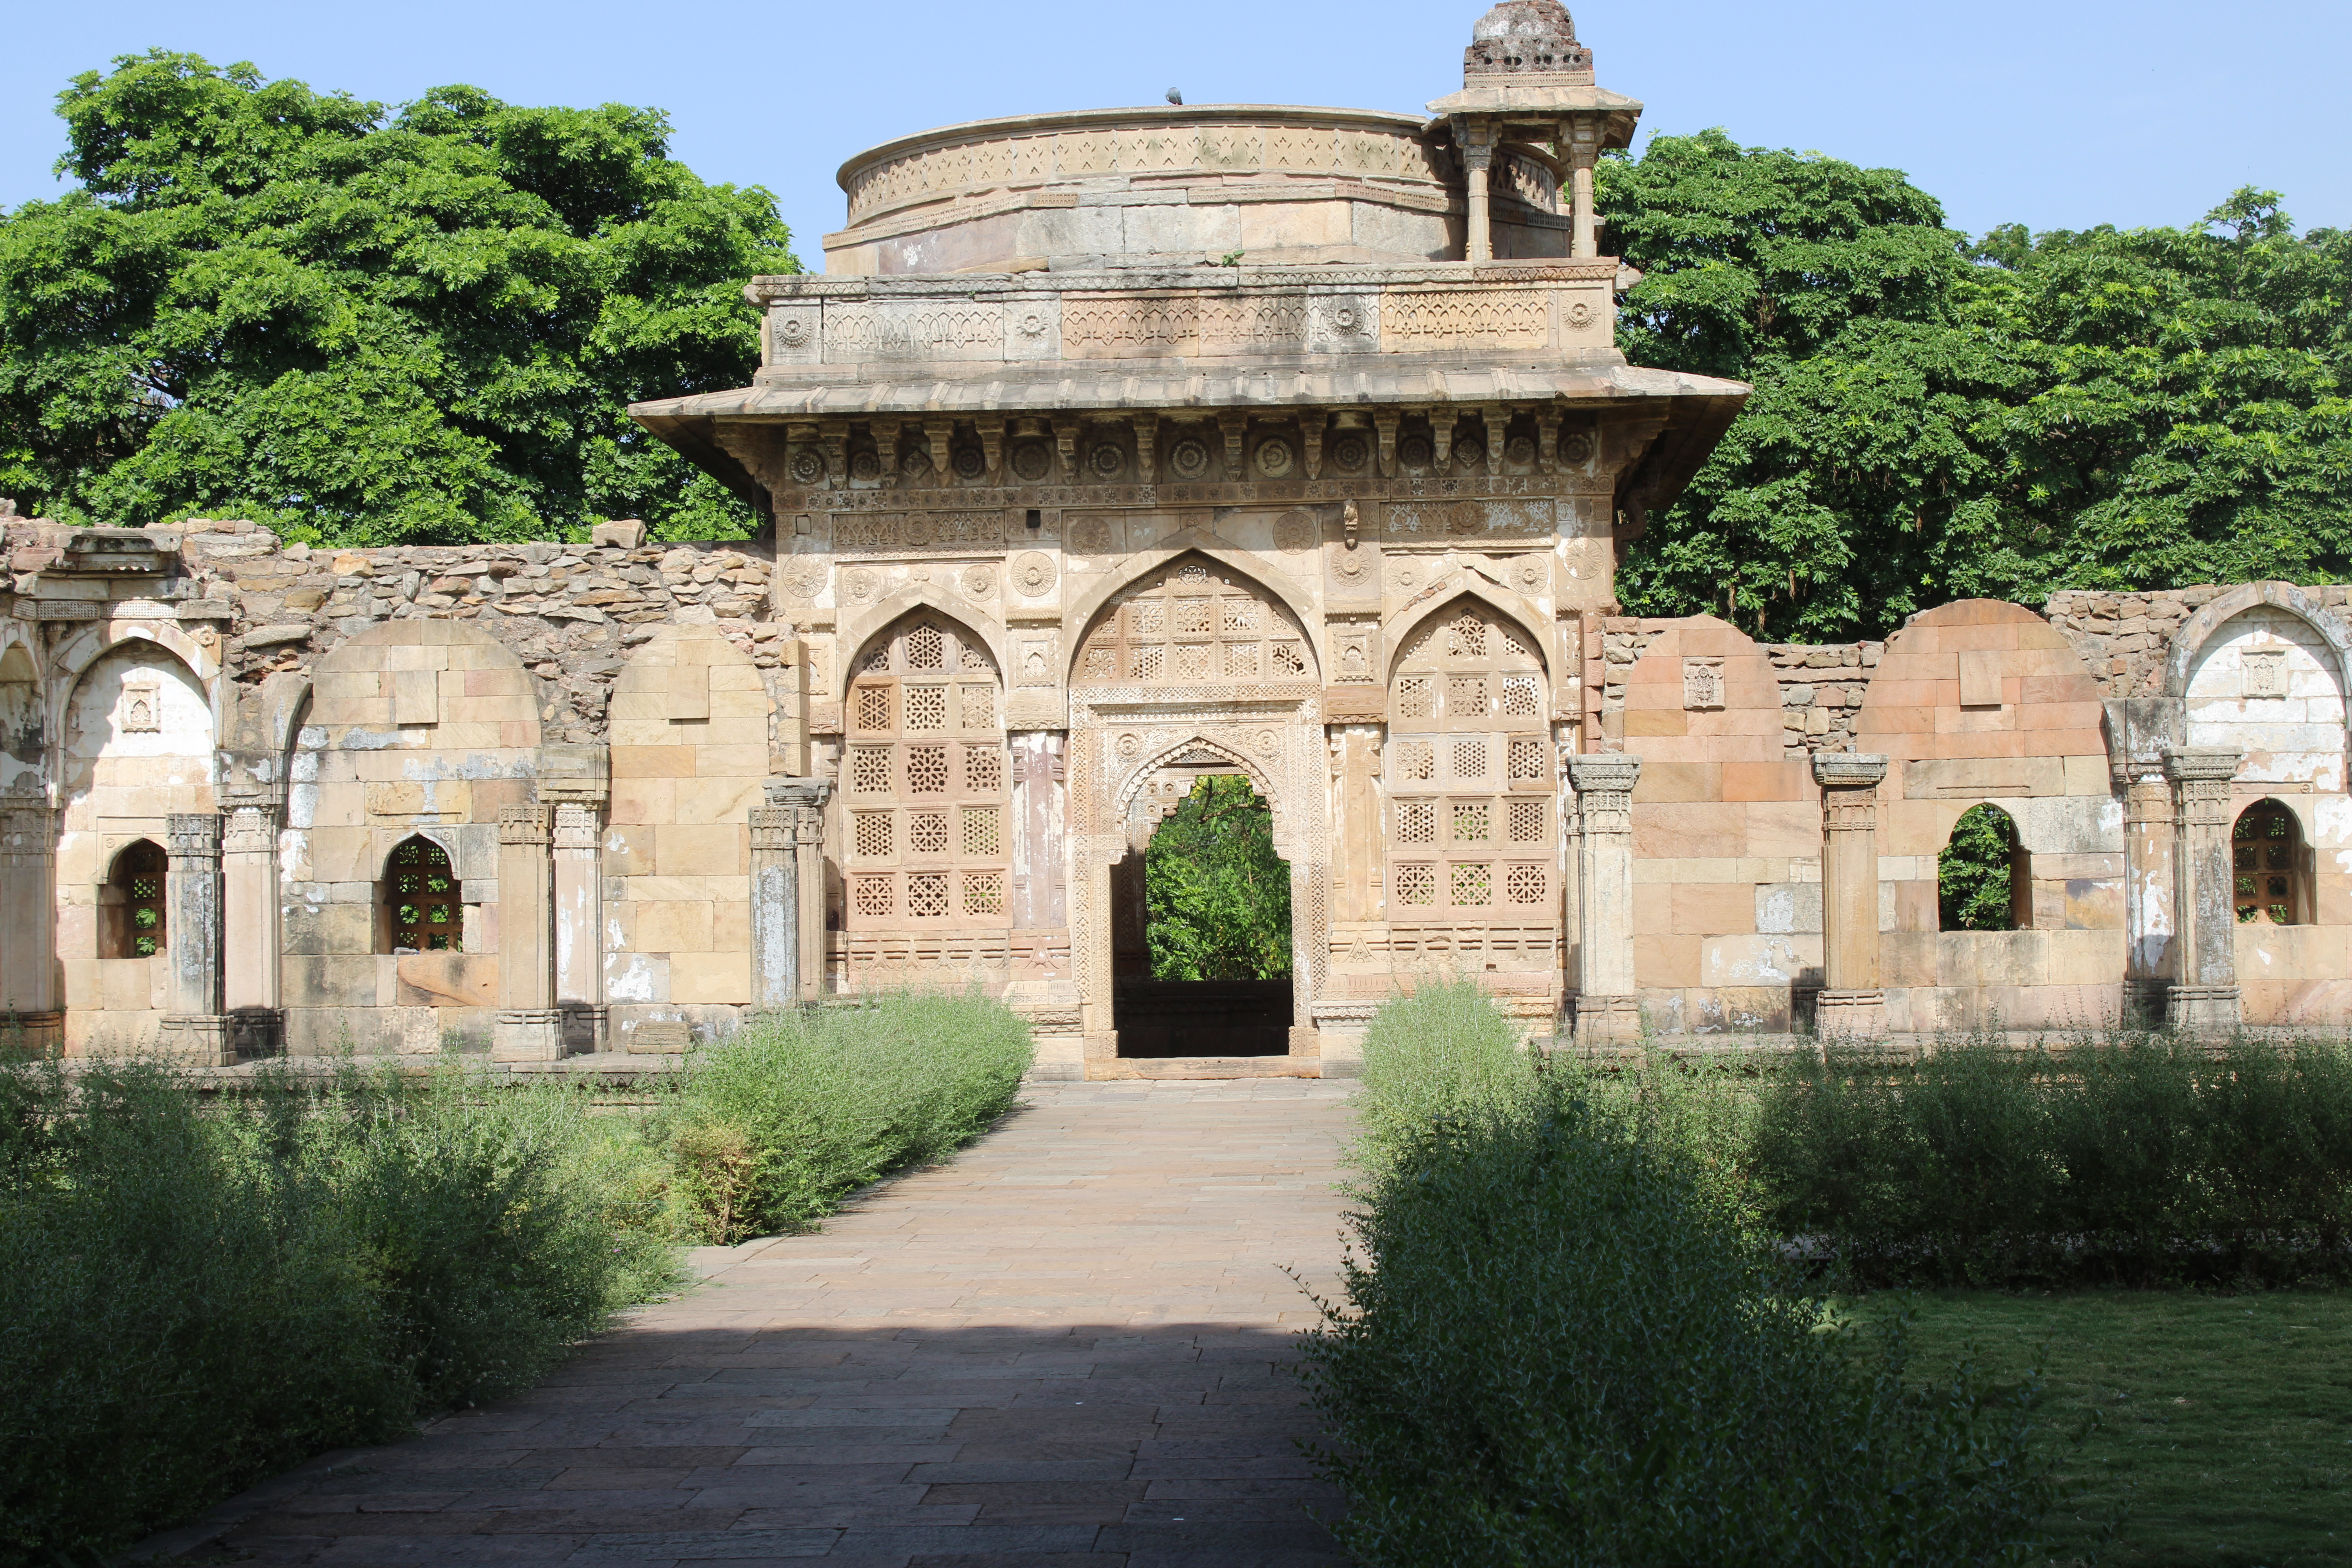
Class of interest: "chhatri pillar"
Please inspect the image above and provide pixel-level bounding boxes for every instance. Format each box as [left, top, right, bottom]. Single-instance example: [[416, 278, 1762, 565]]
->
[[2164, 746, 2244, 1031], [1811, 753, 1889, 1038]]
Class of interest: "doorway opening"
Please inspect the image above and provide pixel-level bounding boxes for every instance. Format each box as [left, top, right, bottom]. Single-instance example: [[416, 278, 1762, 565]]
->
[[1111, 769, 1293, 1057]]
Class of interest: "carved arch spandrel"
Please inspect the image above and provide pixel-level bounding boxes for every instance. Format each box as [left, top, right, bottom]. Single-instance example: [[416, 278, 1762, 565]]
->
[[1110, 733, 1295, 858], [836, 588, 1010, 701], [1379, 575, 1551, 688], [1064, 539, 1326, 684]]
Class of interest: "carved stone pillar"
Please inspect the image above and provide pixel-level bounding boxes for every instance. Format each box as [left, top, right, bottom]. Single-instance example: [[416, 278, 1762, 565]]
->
[[2165, 747, 2244, 1030], [1567, 754, 1640, 1042], [1009, 732, 1071, 998], [752, 777, 830, 1009], [1812, 754, 1889, 1038], [492, 804, 560, 1061], [158, 812, 229, 1064], [0, 792, 61, 1053], [2123, 770, 2177, 1022], [220, 795, 283, 1059], [1460, 138, 1494, 263], [551, 801, 604, 1051]]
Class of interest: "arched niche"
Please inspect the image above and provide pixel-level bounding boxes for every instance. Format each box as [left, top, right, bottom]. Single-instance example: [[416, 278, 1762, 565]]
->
[[2181, 601, 2348, 793]]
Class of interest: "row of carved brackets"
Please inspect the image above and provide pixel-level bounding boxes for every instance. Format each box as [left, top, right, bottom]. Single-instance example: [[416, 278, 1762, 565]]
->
[[775, 404, 1609, 491]]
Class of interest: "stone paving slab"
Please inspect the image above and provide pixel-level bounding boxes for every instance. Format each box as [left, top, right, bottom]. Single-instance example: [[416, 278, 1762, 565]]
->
[[196, 1081, 1359, 1566]]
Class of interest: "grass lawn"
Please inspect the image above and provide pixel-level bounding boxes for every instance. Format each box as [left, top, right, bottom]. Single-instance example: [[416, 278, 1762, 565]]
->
[[1855, 1290, 2352, 1566]]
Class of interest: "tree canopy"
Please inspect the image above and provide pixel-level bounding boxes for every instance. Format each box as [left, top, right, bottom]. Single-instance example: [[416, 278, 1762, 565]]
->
[[1144, 775, 1293, 982], [0, 51, 795, 545], [1604, 129, 2352, 641]]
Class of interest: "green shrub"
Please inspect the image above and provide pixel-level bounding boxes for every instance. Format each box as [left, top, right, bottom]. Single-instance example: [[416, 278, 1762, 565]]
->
[[1355, 980, 1534, 1170], [1302, 1080, 2057, 1567], [1752, 1034, 2352, 1284], [662, 991, 1032, 1241], [0, 1059, 679, 1565]]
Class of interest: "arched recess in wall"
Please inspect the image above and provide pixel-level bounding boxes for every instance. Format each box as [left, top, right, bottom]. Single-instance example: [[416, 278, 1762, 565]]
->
[[2232, 799, 2312, 927], [382, 835, 463, 953], [99, 839, 169, 959], [838, 612, 1010, 936], [1069, 552, 1322, 689], [2176, 591, 2350, 793], [0, 634, 44, 796], [1065, 544, 1325, 686], [1384, 596, 1552, 924], [1938, 803, 2028, 931]]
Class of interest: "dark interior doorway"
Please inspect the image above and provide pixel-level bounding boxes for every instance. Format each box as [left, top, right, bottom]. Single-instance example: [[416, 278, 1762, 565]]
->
[[1111, 770, 1293, 1058]]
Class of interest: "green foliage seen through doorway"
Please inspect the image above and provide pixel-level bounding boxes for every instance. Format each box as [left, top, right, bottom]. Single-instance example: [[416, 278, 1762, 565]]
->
[[1143, 775, 1292, 981]]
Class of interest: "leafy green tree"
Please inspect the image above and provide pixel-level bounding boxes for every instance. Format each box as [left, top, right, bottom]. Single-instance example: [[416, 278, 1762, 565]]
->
[[0, 51, 795, 544], [1144, 775, 1293, 981], [1937, 803, 2018, 931], [1602, 130, 2352, 640]]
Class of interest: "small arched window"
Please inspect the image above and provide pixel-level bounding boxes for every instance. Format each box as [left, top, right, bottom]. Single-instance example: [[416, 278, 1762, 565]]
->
[[386, 837, 462, 952], [1938, 804, 2030, 931], [100, 839, 168, 958], [2234, 800, 2309, 926]]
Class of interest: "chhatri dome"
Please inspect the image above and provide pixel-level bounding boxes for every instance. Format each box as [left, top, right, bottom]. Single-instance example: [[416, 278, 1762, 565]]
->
[[1465, 0, 1595, 79]]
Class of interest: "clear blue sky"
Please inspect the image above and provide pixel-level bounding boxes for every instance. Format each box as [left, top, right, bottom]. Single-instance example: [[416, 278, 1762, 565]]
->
[[4, 0, 2346, 263]]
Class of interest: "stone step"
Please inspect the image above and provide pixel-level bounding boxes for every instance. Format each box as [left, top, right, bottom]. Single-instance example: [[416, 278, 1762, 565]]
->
[[1087, 1056, 1321, 1080]]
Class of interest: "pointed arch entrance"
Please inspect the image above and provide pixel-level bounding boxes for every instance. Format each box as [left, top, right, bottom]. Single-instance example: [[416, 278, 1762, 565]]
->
[[1064, 552, 1332, 1068]]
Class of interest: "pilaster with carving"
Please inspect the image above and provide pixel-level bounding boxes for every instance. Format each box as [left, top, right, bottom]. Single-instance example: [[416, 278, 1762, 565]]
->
[[550, 800, 605, 1049], [2123, 772, 2176, 1022], [1567, 753, 1639, 1042], [158, 812, 229, 1064], [752, 777, 831, 1009], [220, 793, 283, 1058], [2164, 747, 2244, 1029], [1811, 754, 1889, 1038], [492, 804, 560, 1061], [0, 790, 61, 1051]]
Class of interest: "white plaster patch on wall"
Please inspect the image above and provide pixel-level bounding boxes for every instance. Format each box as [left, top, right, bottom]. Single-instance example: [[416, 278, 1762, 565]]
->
[[604, 951, 658, 1002], [2312, 794, 2352, 851], [64, 650, 212, 765]]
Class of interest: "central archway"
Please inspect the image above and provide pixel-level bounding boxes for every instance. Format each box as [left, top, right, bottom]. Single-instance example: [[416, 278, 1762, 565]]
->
[[1111, 764, 1294, 1058]]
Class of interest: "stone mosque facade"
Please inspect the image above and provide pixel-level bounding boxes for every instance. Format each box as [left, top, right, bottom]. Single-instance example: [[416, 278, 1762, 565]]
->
[[4, 2, 2349, 1076]]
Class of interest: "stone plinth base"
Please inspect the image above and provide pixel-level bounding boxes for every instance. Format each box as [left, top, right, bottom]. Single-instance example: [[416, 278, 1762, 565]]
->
[[1286, 1026, 1321, 1059], [1082, 1031, 1118, 1061], [2167, 984, 2241, 1031], [2123, 979, 2171, 1025], [1814, 989, 1887, 1040], [492, 1008, 564, 1062], [1573, 993, 1641, 1045], [0, 1011, 62, 1057], [159, 1014, 234, 1066]]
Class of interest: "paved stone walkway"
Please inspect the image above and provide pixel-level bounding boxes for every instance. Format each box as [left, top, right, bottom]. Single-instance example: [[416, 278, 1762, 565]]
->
[[217, 1080, 1360, 1566]]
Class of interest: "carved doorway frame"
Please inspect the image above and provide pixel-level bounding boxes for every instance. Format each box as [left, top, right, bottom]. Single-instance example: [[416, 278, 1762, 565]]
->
[[1067, 695, 1330, 1041]]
